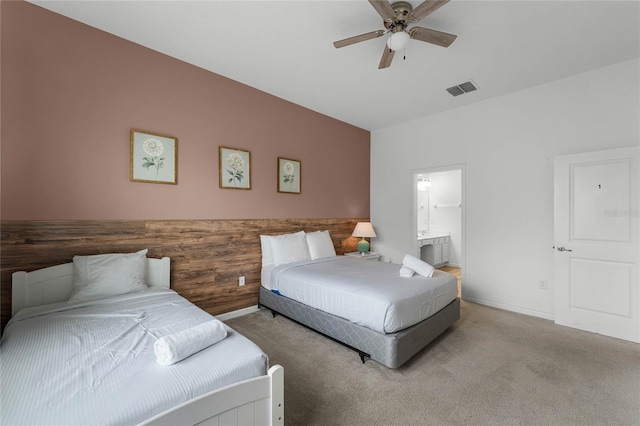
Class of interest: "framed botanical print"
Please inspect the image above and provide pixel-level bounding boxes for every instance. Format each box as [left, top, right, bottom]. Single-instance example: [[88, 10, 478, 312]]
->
[[278, 157, 301, 194], [130, 129, 177, 184], [219, 146, 251, 190]]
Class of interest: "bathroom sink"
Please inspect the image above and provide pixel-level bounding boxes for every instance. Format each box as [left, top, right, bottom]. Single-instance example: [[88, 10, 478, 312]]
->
[[417, 232, 450, 240]]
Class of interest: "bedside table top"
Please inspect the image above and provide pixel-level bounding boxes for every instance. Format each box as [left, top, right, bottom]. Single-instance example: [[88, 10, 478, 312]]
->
[[344, 251, 380, 259]]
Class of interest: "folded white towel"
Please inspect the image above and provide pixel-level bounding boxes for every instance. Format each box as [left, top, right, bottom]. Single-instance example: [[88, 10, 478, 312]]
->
[[399, 266, 415, 278], [154, 319, 228, 366], [402, 254, 435, 278]]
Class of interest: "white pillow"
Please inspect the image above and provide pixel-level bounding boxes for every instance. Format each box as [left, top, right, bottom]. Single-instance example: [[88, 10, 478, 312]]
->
[[402, 254, 434, 278], [306, 230, 336, 260], [260, 231, 305, 266], [270, 233, 311, 266], [69, 249, 149, 303]]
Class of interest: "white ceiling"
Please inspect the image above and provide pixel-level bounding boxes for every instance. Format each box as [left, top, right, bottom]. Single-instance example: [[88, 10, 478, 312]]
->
[[29, 0, 640, 131]]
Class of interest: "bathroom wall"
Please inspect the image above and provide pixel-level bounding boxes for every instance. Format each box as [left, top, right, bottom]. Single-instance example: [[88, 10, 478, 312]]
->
[[417, 170, 462, 266], [427, 170, 462, 266]]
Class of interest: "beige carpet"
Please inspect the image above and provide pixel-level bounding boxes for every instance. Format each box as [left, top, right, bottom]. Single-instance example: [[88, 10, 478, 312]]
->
[[225, 300, 640, 426]]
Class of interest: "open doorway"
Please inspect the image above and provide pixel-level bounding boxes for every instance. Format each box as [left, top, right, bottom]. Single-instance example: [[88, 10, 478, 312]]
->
[[413, 165, 465, 298]]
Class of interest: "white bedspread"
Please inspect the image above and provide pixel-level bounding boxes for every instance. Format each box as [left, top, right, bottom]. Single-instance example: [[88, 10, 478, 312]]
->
[[269, 257, 458, 333], [0, 289, 268, 426]]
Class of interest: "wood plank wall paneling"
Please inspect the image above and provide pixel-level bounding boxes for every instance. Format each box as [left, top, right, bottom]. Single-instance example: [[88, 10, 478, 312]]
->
[[0, 218, 367, 331]]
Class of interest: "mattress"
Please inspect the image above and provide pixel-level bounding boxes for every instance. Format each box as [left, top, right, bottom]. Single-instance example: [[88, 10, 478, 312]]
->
[[0, 289, 268, 426], [267, 256, 458, 333]]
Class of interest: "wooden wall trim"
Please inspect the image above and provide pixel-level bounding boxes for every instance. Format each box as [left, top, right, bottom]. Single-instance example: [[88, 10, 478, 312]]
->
[[0, 218, 367, 331]]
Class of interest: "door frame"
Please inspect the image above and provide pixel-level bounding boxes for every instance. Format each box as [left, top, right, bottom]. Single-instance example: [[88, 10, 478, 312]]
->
[[412, 164, 466, 294]]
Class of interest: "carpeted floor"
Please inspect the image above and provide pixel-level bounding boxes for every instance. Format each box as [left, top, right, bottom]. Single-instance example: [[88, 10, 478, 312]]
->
[[225, 300, 640, 426]]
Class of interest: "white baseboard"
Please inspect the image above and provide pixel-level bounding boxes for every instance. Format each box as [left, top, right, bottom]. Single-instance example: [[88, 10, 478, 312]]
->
[[217, 305, 260, 322], [463, 296, 554, 321]]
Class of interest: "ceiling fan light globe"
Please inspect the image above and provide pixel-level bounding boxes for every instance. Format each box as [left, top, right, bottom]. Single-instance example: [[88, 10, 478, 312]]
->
[[386, 31, 410, 51]]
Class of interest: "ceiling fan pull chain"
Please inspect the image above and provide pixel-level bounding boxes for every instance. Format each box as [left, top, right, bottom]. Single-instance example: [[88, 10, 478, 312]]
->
[[403, 48, 406, 61]]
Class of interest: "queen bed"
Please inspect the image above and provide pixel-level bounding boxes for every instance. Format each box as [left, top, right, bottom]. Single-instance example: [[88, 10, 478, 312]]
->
[[1, 251, 284, 426], [258, 231, 460, 369]]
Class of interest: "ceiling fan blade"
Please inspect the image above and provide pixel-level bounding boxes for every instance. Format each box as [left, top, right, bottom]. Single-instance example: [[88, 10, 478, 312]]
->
[[368, 0, 396, 23], [378, 45, 395, 69], [411, 0, 450, 23], [334, 30, 385, 48], [409, 26, 457, 47]]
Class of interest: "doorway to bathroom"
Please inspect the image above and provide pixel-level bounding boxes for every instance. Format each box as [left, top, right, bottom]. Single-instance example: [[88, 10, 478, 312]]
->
[[413, 165, 465, 297]]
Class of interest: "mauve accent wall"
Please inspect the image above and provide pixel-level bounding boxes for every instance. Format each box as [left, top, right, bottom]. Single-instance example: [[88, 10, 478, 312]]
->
[[0, 1, 370, 221]]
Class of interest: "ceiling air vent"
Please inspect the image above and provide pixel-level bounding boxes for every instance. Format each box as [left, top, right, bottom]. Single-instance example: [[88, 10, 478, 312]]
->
[[446, 80, 478, 97]]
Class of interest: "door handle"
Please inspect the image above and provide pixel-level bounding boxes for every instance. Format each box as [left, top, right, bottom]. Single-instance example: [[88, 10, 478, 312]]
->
[[556, 246, 572, 252]]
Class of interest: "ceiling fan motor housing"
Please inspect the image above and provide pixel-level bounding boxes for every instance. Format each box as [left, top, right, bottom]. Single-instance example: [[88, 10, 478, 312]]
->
[[384, 1, 413, 32]]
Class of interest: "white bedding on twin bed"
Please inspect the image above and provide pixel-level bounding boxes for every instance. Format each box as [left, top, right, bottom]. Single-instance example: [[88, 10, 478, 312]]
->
[[1, 289, 268, 426], [267, 256, 458, 334]]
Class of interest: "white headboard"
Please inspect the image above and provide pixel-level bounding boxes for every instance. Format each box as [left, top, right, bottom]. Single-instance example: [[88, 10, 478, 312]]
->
[[11, 257, 171, 317]]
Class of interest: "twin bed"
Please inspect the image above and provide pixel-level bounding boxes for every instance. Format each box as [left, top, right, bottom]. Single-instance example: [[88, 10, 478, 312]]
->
[[2, 253, 283, 426], [258, 230, 460, 368]]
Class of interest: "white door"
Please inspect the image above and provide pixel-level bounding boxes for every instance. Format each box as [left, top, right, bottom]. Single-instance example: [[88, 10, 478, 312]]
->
[[554, 146, 639, 343]]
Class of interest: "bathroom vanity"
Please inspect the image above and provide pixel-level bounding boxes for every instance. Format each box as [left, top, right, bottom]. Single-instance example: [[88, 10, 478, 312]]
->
[[418, 233, 450, 267]]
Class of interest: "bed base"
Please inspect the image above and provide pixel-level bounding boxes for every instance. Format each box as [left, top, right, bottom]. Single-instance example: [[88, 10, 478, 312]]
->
[[268, 307, 372, 363], [259, 286, 460, 369]]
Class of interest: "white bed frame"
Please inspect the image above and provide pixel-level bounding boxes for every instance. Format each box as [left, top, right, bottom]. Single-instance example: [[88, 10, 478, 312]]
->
[[11, 257, 284, 426]]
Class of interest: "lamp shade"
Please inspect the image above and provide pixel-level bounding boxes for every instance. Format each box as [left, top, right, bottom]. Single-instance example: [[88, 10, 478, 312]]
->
[[352, 222, 377, 238], [386, 31, 410, 51]]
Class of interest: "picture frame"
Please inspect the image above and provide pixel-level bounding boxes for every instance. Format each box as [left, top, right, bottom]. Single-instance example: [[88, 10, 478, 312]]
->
[[219, 146, 251, 190], [278, 157, 301, 194], [130, 129, 177, 185]]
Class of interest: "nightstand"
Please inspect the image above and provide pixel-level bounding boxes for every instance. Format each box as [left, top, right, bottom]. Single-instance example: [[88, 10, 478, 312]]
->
[[344, 251, 380, 261]]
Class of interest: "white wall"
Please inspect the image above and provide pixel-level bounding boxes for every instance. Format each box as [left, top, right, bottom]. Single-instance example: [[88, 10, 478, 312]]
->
[[371, 58, 639, 319]]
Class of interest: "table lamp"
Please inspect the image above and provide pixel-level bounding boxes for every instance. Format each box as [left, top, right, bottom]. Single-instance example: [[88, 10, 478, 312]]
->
[[352, 222, 377, 254]]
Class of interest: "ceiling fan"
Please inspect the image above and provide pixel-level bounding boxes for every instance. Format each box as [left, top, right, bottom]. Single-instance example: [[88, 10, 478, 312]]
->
[[333, 0, 457, 69]]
